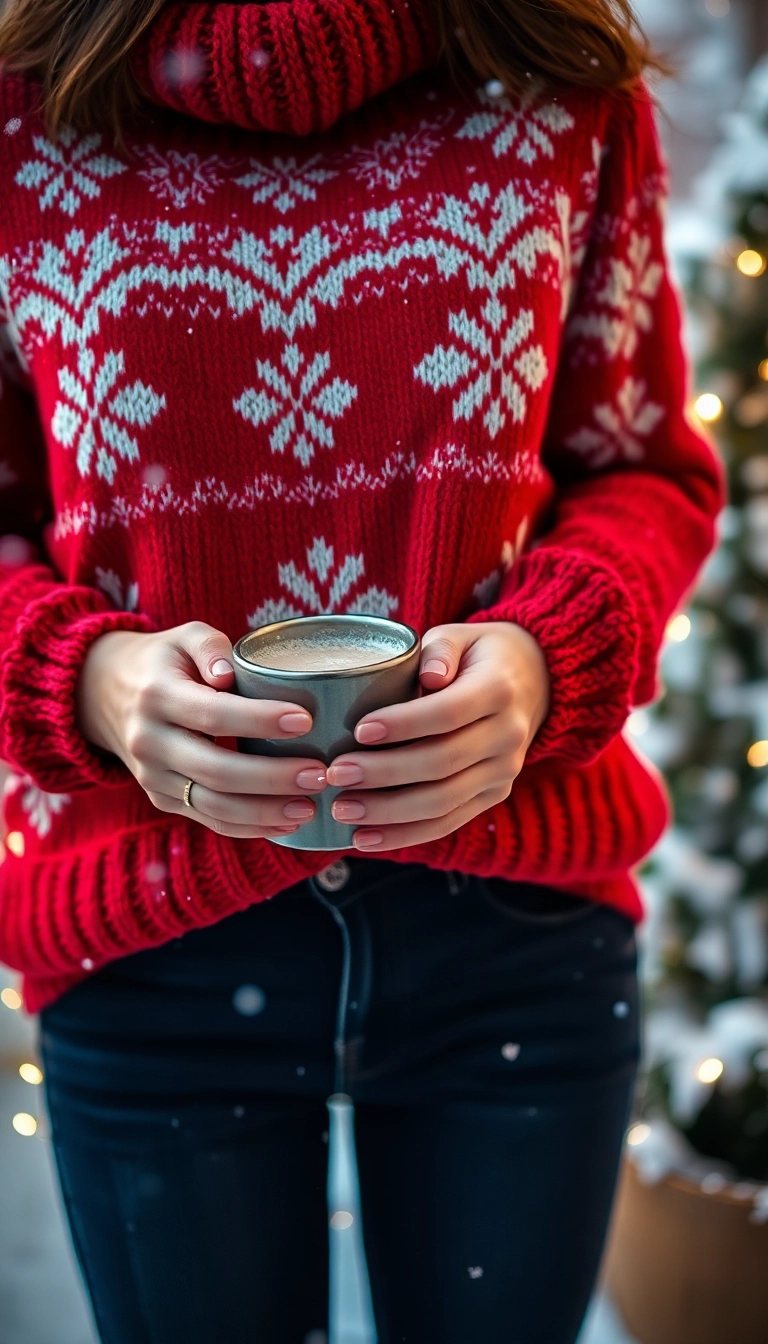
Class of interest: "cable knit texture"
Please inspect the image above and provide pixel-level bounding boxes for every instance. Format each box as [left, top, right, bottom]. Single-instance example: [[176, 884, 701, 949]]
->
[[131, 0, 442, 133], [0, 0, 724, 1012]]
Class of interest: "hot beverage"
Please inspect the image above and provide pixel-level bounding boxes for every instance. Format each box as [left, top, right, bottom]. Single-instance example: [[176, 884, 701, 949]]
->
[[232, 613, 421, 849], [248, 629, 408, 672]]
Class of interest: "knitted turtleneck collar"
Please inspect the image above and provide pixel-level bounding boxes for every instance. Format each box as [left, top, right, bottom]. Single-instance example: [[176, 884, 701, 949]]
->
[[131, 0, 443, 136]]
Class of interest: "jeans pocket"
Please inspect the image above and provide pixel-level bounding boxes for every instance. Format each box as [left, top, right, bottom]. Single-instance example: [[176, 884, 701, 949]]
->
[[473, 876, 599, 927]]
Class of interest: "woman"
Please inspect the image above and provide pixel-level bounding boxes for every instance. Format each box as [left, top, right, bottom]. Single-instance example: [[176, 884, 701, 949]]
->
[[0, 0, 723, 1339]]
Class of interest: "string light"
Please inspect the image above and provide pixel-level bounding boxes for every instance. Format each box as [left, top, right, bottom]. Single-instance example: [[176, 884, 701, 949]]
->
[[329, 1211, 354, 1230], [19, 1063, 43, 1085], [666, 614, 691, 642], [747, 740, 768, 768], [627, 1123, 651, 1146], [4, 831, 24, 857], [697, 1058, 724, 1084], [1, 987, 22, 1010], [736, 249, 766, 277], [693, 392, 723, 422], [12, 1113, 37, 1136], [759, 360, 768, 381]]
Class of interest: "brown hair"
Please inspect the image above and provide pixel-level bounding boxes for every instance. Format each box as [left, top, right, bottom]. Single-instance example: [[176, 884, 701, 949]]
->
[[0, 0, 665, 148]]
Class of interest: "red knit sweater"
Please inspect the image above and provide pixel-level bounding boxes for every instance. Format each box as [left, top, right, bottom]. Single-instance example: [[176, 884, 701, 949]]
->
[[0, 1, 724, 1013]]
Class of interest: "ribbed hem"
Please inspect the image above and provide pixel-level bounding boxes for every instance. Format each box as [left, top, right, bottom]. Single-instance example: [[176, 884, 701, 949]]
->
[[0, 585, 157, 793], [1, 734, 666, 1013], [131, 0, 442, 135], [466, 546, 640, 767]]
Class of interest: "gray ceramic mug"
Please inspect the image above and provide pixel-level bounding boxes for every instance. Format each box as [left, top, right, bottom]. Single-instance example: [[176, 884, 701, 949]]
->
[[232, 614, 421, 850]]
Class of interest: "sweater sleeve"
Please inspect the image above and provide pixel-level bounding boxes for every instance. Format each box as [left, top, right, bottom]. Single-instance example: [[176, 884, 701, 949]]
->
[[466, 86, 725, 768], [0, 328, 156, 794]]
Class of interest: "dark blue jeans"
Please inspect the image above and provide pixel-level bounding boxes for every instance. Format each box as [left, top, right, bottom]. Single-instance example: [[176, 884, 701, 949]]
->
[[39, 857, 640, 1344]]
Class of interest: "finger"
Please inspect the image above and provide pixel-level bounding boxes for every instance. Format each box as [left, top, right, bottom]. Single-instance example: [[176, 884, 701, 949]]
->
[[158, 679, 315, 741], [142, 728, 329, 796], [331, 760, 508, 828], [328, 716, 516, 791], [149, 790, 304, 839], [346, 787, 503, 852], [146, 770, 318, 827], [353, 664, 506, 746]]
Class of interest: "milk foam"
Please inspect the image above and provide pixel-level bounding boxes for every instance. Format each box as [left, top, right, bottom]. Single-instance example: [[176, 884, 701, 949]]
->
[[251, 631, 407, 671]]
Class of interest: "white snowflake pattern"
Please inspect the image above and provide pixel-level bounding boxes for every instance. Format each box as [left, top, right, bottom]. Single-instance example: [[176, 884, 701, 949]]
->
[[472, 517, 529, 608], [51, 346, 166, 484], [135, 147, 227, 209], [94, 567, 139, 612], [568, 229, 664, 361], [344, 114, 451, 192], [234, 155, 338, 214], [17, 778, 71, 839], [247, 536, 399, 629], [565, 377, 665, 469], [456, 83, 575, 164], [15, 128, 126, 217], [234, 344, 358, 467], [414, 299, 547, 438]]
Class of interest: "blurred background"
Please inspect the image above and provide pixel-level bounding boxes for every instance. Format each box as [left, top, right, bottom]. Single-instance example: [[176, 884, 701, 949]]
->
[[3, 1, 768, 1341]]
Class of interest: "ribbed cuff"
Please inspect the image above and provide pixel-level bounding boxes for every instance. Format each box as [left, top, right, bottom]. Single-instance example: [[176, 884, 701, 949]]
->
[[466, 546, 640, 766], [0, 585, 157, 793]]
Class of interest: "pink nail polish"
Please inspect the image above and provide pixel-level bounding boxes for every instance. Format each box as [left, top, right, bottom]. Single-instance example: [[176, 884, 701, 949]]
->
[[354, 830, 384, 848], [356, 722, 387, 744], [296, 769, 327, 790]]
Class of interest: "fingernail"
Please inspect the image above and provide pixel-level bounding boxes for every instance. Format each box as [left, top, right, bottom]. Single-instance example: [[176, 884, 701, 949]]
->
[[422, 659, 448, 676], [211, 659, 233, 677], [296, 769, 327, 790], [355, 722, 387, 744], [284, 800, 315, 819], [279, 712, 312, 734], [327, 764, 364, 786], [354, 830, 384, 848], [332, 800, 366, 821]]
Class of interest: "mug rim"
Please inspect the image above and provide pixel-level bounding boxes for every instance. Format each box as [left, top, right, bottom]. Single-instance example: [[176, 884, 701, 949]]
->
[[232, 613, 420, 678]]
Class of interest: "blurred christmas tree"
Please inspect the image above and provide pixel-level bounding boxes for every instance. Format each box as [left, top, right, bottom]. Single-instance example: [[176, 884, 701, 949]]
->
[[630, 55, 768, 1189]]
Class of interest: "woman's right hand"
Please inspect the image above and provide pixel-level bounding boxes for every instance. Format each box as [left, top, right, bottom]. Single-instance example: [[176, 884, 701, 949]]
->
[[74, 621, 328, 838]]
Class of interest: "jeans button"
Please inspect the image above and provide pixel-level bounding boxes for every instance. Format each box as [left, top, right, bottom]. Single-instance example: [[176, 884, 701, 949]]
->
[[315, 859, 351, 892]]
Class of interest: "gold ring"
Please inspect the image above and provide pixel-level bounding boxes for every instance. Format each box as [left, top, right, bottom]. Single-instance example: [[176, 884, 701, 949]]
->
[[183, 778, 194, 808]]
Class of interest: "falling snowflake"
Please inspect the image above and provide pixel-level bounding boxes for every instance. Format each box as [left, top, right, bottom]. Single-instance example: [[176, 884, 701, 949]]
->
[[234, 155, 338, 214], [161, 46, 207, 89], [51, 346, 166, 484], [15, 127, 126, 217], [0, 459, 19, 488], [95, 567, 140, 612], [456, 83, 575, 164], [501, 1042, 521, 1061], [136, 147, 228, 210], [568, 229, 664, 361], [233, 985, 266, 1016], [345, 115, 451, 192], [18, 780, 71, 839], [234, 343, 357, 467], [247, 536, 399, 629], [613, 1001, 630, 1019], [468, 1266, 484, 1279], [414, 301, 547, 439], [565, 376, 665, 469]]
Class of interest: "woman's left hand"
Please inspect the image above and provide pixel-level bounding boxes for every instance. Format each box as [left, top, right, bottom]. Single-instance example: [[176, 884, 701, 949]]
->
[[325, 622, 551, 851]]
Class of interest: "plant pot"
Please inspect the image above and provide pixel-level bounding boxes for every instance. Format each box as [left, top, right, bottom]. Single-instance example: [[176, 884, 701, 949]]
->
[[603, 1158, 768, 1344]]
